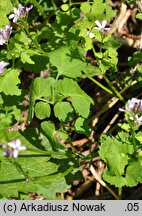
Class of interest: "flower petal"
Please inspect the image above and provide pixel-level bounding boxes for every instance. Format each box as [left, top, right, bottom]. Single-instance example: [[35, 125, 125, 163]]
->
[[119, 108, 125, 112], [8, 141, 17, 149], [26, 5, 33, 12], [13, 150, 19, 158], [102, 20, 107, 28], [0, 61, 9, 68], [13, 16, 19, 23], [95, 20, 102, 29], [19, 146, 27, 151], [9, 14, 15, 19], [15, 139, 22, 148]]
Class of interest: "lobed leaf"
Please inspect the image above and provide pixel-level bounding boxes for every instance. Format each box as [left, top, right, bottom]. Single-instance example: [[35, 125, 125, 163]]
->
[[0, 69, 21, 96], [48, 47, 86, 78], [56, 78, 94, 118], [54, 101, 74, 122], [35, 101, 51, 120]]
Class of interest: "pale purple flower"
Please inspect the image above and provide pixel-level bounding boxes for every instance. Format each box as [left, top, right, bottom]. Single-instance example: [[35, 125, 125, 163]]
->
[[9, 4, 33, 23], [0, 24, 12, 45], [2, 139, 26, 158], [94, 20, 110, 33], [119, 98, 142, 113], [119, 98, 142, 125], [0, 61, 9, 73]]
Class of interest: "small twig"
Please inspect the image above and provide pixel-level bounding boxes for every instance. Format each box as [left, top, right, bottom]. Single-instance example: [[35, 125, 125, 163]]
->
[[90, 80, 137, 129], [90, 96, 119, 128], [90, 165, 119, 200], [102, 113, 119, 134], [73, 177, 95, 198], [66, 138, 88, 149], [95, 161, 105, 196], [136, 0, 142, 11], [110, 3, 127, 34]]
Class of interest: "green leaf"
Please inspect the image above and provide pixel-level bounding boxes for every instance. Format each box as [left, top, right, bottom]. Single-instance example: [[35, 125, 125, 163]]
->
[[0, 154, 44, 197], [21, 52, 35, 64], [75, 117, 91, 135], [137, 65, 142, 73], [135, 132, 142, 143], [118, 123, 131, 132], [36, 174, 69, 199], [0, 153, 59, 198], [88, 0, 115, 21], [103, 170, 126, 188], [0, 129, 69, 198], [80, 2, 91, 14], [128, 51, 142, 67], [61, 4, 69, 11], [35, 102, 51, 120], [41, 121, 66, 152], [48, 47, 86, 78], [14, 32, 31, 46], [22, 55, 49, 73], [136, 13, 142, 20], [0, 113, 12, 129], [28, 77, 55, 120], [84, 64, 100, 77], [0, 69, 21, 95], [125, 161, 142, 187], [0, 0, 13, 27], [90, 0, 106, 20], [54, 102, 74, 122], [105, 0, 116, 22], [99, 133, 134, 187], [56, 78, 94, 117]]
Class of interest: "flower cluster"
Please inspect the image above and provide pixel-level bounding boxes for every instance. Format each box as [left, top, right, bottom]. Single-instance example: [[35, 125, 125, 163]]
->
[[119, 98, 142, 124], [9, 3, 33, 23], [2, 139, 26, 158], [87, 20, 110, 39], [0, 3, 33, 71]]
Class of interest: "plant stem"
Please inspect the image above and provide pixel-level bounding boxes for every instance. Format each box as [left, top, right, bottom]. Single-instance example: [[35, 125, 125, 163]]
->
[[127, 118, 137, 152], [118, 187, 122, 199], [86, 74, 113, 95], [103, 74, 125, 102], [37, 97, 53, 104], [131, 125, 137, 152], [90, 165, 119, 200], [32, 0, 46, 19]]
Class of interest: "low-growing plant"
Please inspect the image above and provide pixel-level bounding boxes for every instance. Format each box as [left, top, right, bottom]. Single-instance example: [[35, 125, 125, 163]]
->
[[0, 0, 142, 200]]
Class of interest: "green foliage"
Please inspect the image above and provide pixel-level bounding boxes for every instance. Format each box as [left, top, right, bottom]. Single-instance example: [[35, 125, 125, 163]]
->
[[28, 77, 93, 129], [75, 117, 91, 136], [0, 0, 13, 27], [55, 78, 94, 118], [54, 102, 74, 122], [0, 69, 21, 96], [0, 0, 141, 200], [41, 121, 66, 152], [0, 128, 74, 199], [99, 131, 142, 188], [28, 77, 55, 120], [136, 13, 142, 20], [48, 46, 86, 78], [35, 102, 51, 120]]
